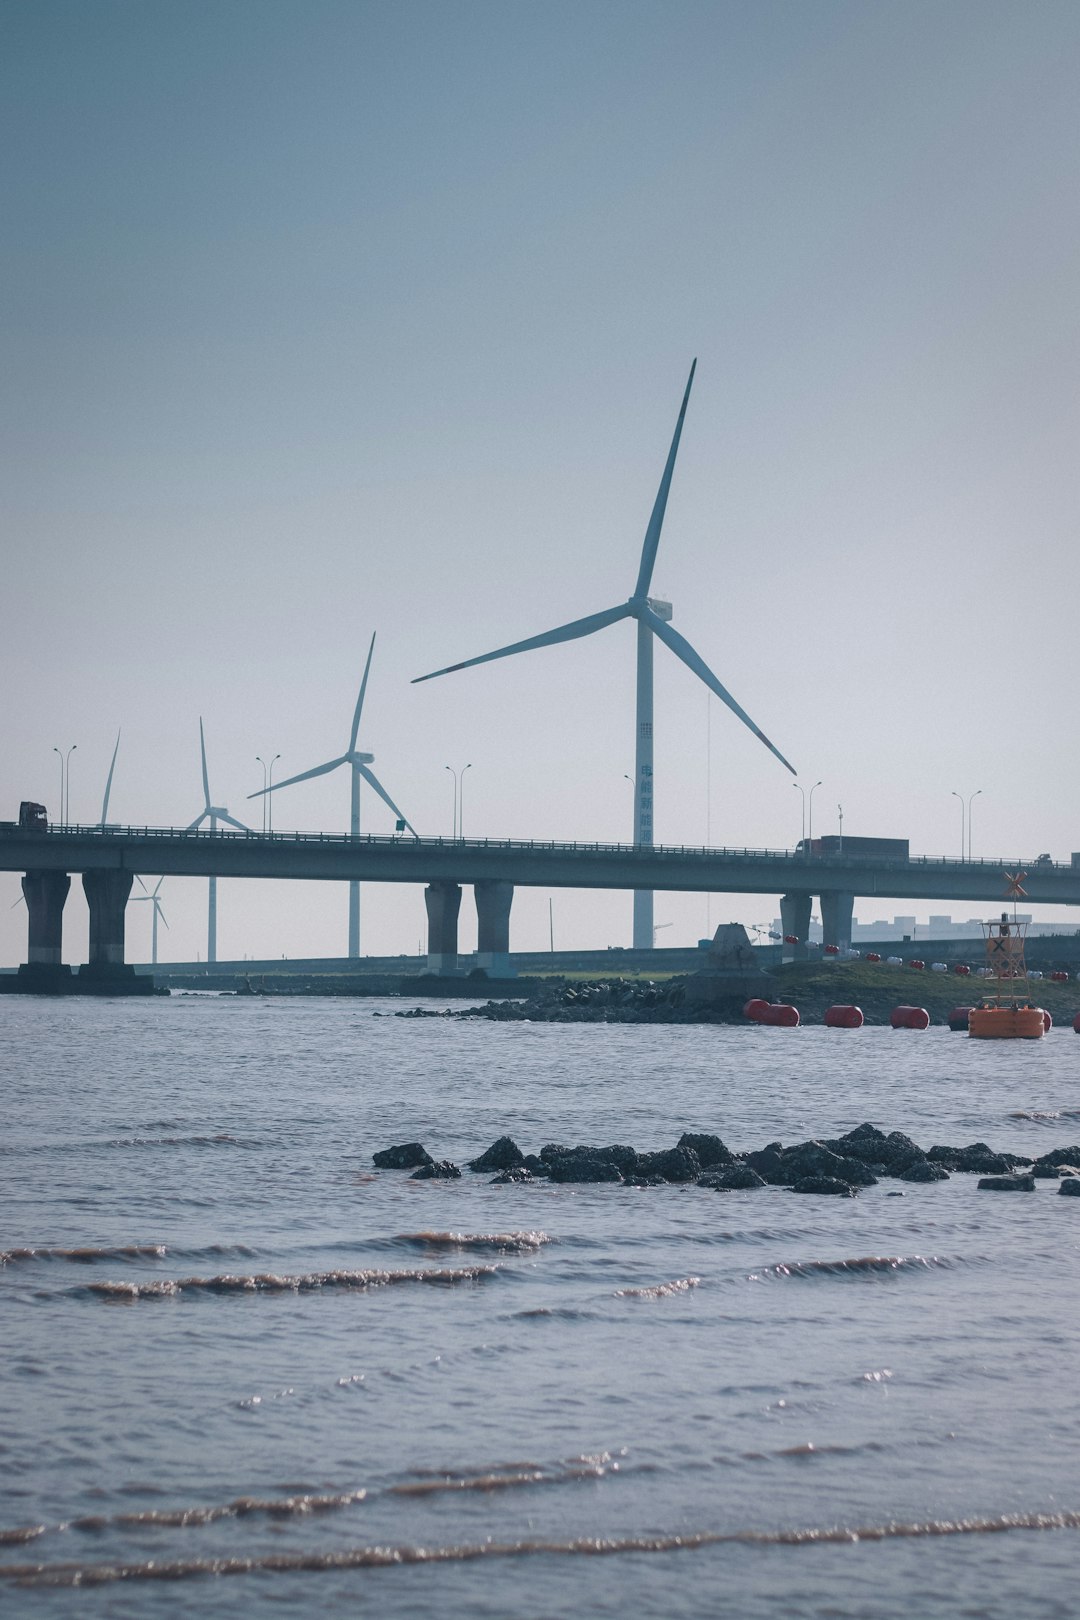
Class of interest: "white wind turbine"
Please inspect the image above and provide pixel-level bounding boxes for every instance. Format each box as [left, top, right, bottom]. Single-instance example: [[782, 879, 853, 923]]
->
[[99, 729, 121, 825], [248, 632, 418, 959], [413, 361, 796, 948], [187, 719, 249, 964], [133, 877, 168, 964]]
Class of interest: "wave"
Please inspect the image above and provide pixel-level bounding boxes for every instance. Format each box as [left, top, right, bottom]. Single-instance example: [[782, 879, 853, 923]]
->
[[10, 1509, 1080, 1586], [750, 1255, 951, 1281], [0, 1244, 166, 1266], [392, 1231, 550, 1253], [389, 1453, 619, 1498], [614, 1277, 701, 1299], [85, 1266, 500, 1301], [1008, 1110, 1080, 1122]]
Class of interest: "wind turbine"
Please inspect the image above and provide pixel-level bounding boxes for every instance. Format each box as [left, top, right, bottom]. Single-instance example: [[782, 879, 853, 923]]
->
[[248, 632, 418, 959], [413, 361, 796, 948], [187, 719, 248, 964], [100, 729, 121, 825], [133, 876, 168, 965]]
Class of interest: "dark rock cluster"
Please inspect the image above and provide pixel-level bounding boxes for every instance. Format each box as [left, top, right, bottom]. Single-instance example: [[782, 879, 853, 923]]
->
[[371, 1122, 1080, 1197]]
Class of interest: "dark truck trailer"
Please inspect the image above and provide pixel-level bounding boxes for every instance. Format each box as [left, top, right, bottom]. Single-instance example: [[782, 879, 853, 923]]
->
[[797, 836, 909, 859]]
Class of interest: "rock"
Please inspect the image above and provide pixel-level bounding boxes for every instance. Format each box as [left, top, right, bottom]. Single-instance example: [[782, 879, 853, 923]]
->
[[778, 1140, 877, 1187], [410, 1160, 461, 1180], [1058, 1178, 1080, 1196], [1032, 1146, 1080, 1169], [635, 1146, 701, 1182], [745, 1143, 787, 1183], [928, 1143, 1013, 1174], [677, 1132, 735, 1168], [830, 1127, 923, 1174], [490, 1166, 534, 1184], [545, 1153, 624, 1184], [373, 1141, 433, 1170], [522, 1154, 548, 1176], [1031, 1162, 1069, 1179], [977, 1174, 1035, 1192], [791, 1175, 858, 1196], [468, 1136, 525, 1173], [699, 1165, 767, 1190], [622, 1173, 668, 1187], [898, 1158, 950, 1182]]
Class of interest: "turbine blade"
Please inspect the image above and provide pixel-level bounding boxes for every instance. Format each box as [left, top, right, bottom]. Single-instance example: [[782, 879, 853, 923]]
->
[[247, 757, 348, 797], [100, 727, 120, 825], [645, 608, 797, 775], [349, 632, 377, 752], [216, 810, 250, 833], [632, 360, 697, 601], [135, 874, 149, 894], [152, 877, 164, 897], [186, 813, 208, 832], [199, 718, 211, 808], [10, 894, 25, 910], [158, 906, 169, 930], [412, 603, 632, 683], [356, 764, 417, 835]]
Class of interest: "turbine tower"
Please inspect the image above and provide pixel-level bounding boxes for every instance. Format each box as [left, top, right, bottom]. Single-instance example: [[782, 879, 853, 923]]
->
[[133, 877, 168, 965], [248, 633, 418, 959], [186, 719, 248, 964], [413, 361, 796, 948]]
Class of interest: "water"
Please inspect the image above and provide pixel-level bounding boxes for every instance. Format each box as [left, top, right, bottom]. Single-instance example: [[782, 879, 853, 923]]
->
[[3, 995, 1080, 1617]]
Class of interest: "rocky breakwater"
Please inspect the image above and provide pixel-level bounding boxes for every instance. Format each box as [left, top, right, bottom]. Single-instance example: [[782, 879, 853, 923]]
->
[[370, 1125, 1080, 1196], [443, 978, 741, 1024]]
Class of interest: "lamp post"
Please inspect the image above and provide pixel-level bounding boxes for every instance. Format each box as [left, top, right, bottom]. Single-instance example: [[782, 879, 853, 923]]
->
[[53, 744, 76, 827], [966, 789, 983, 861], [950, 790, 964, 859], [444, 766, 457, 837], [806, 779, 823, 851], [257, 755, 281, 835], [837, 803, 844, 854], [794, 781, 806, 842], [445, 764, 471, 838], [459, 762, 472, 839]]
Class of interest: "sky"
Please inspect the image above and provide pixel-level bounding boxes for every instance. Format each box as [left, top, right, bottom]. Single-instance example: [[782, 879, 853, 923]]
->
[[2, 0, 1079, 967]]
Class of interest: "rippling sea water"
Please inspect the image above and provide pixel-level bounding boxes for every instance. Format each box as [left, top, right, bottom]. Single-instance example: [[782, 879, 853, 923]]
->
[[3, 994, 1080, 1618]]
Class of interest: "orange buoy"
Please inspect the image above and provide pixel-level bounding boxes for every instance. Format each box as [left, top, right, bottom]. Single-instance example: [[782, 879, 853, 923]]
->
[[824, 1005, 864, 1028], [969, 1004, 1046, 1039], [948, 1006, 973, 1032], [890, 1005, 930, 1030], [743, 998, 770, 1021], [759, 1003, 800, 1027], [1041, 1009, 1053, 1032], [1074, 1012, 1080, 1034]]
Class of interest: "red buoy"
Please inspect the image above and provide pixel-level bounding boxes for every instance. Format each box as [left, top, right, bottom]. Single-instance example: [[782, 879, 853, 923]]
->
[[907, 959, 925, 971], [891, 1005, 930, 1030], [823, 943, 840, 956], [825, 1004, 864, 1028], [1051, 971, 1069, 983], [953, 963, 971, 976], [743, 998, 770, 1021], [1073, 1012, 1080, 1035], [865, 952, 882, 964], [948, 1006, 972, 1032], [759, 1003, 800, 1027], [783, 933, 800, 945]]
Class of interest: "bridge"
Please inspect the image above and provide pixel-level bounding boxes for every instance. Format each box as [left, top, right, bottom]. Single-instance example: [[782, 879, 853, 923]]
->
[[3, 821, 1079, 988]]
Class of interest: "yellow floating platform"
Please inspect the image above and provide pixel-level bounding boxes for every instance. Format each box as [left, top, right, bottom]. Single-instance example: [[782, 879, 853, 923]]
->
[[968, 1004, 1046, 1040]]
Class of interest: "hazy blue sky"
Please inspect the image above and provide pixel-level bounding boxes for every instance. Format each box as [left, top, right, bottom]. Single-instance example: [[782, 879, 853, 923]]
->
[[3, 0, 1079, 965]]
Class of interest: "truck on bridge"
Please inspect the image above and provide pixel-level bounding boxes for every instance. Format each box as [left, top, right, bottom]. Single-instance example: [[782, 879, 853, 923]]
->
[[797, 835, 909, 860]]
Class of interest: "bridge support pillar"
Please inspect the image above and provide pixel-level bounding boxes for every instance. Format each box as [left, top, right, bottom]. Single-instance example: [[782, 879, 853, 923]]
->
[[16, 870, 73, 989], [474, 881, 514, 978], [780, 893, 812, 961], [819, 890, 854, 952], [425, 881, 461, 975], [79, 870, 136, 983]]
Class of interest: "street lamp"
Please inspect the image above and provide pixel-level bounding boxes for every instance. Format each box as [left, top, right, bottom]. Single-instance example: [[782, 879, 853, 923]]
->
[[837, 803, 844, 854], [950, 790, 964, 859], [459, 762, 472, 839], [967, 789, 983, 861], [445, 764, 471, 839], [256, 755, 281, 835], [53, 744, 76, 827], [805, 779, 823, 851]]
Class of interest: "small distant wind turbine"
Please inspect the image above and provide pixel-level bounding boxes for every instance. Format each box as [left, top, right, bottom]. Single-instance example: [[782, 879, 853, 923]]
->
[[100, 729, 121, 825], [248, 632, 417, 958], [133, 876, 168, 965], [413, 361, 796, 947], [187, 719, 248, 964]]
